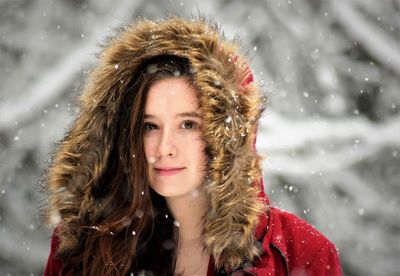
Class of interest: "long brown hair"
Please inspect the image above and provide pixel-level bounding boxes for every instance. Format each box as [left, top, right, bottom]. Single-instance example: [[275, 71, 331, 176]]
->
[[57, 56, 197, 275]]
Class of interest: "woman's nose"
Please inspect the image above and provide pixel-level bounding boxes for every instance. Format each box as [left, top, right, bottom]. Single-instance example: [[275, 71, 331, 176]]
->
[[156, 129, 177, 158]]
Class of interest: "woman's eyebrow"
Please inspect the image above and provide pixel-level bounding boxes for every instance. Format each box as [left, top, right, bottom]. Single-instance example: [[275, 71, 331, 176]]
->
[[144, 112, 201, 119], [176, 112, 202, 118], [144, 114, 155, 119]]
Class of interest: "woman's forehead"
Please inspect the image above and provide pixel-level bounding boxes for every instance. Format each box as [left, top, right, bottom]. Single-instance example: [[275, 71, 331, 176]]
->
[[145, 77, 202, 116]]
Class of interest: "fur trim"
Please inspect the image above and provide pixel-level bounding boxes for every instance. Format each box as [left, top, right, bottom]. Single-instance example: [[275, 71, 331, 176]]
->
[[44, 16, 267, 271]]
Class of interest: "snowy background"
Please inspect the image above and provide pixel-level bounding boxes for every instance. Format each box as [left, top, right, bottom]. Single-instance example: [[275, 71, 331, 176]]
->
[[1, 0, 399, 275]]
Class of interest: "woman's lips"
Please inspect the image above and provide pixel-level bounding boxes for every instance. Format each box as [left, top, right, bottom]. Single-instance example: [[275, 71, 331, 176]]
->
[[155, 168, 185, 176]]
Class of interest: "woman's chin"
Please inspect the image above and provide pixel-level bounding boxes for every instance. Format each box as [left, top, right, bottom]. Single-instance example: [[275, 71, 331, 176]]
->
[[151, 185, 202, 199]]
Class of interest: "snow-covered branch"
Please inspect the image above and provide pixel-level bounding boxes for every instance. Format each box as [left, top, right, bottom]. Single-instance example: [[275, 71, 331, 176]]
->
[[0, 46, 93, 130], [258, 112, 400, 150], [0, 1, 141, 132], [330, 0, 400, 76], [257, 112, 400, 174]]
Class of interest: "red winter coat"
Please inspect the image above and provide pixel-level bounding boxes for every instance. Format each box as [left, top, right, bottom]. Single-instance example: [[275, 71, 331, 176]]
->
[[45, 191, 342, 276], [207, 193, 343, 275]]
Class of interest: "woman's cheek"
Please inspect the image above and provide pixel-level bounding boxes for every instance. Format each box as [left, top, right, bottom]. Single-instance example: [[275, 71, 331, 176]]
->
[[184, 133, 203, 147], [143, 135, 157, 156]]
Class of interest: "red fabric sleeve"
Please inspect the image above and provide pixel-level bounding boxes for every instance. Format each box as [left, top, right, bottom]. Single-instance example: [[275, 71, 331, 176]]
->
[[44, 229, 63, 276]]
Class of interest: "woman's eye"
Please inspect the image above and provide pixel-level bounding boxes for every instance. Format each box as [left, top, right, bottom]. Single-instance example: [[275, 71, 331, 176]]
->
[[181, 121, 197, 129], [144, 123, 158, 131]]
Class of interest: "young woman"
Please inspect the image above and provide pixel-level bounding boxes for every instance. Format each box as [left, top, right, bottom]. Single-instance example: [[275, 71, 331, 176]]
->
[[43, 17, 342, 275]]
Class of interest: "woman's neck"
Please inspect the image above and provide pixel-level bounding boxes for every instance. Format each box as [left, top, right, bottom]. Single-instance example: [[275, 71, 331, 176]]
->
[[165, 186, 209, 243]]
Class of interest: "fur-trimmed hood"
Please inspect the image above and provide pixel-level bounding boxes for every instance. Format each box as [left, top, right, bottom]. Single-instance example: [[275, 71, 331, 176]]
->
[[45, 16, 268, 272]]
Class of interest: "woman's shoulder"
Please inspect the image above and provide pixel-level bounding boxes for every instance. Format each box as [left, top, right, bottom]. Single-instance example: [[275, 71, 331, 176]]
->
[[270, 206, 332, 241], [268, 206, 338, 253], [256, 206, 343, 275]]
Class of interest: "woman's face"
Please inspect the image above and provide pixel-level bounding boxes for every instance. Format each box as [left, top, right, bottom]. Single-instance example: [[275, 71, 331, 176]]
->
[[143, 77, 207, 198]]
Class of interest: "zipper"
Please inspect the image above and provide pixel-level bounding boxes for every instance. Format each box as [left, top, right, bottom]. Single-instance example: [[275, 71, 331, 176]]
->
[[270, 242, 289, 276]]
